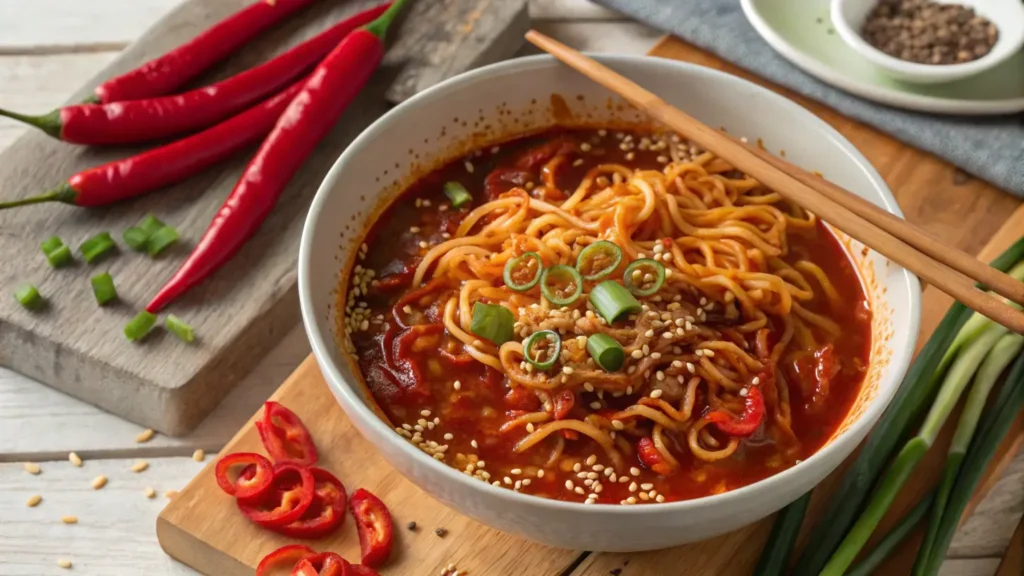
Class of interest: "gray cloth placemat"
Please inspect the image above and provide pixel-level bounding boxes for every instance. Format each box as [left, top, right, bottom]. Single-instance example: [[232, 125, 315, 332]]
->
[[594, 0, 1024, 197]]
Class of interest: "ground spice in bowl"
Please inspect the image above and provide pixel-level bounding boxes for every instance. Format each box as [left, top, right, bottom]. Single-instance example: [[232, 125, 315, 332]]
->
[[861, 0, 999, 64]]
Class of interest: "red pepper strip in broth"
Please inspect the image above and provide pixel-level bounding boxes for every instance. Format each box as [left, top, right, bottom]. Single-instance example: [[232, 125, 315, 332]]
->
[[0, 4, 390, 145], [145, 0, 410, 313], [93, 0, 318, 103], [704, 385, 766, 437], [637, 436, 675, 475], [0, 80, 305, 211]]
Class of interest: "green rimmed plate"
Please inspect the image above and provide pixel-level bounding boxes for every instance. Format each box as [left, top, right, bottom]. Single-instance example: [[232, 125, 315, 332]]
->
[[741, 0, 1024, 115]]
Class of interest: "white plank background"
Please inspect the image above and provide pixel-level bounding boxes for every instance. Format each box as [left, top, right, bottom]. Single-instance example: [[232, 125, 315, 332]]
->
[[0, 1, 1018, 575]]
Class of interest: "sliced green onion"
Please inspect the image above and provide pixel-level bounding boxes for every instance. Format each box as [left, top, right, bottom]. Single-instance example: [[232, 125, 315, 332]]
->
[[470, 302, 513, 345], [14, 284, 43, 310], [444, 181, 472, 208], [165, 314, 195, 343], [539, 264, 583, 306], [79, 232, 116, 264], [575, 240, 623, 280], [589, 281, 641, 324], [146, 225, 179, 257], [753, 491, 812, 576], [122, 227, 150, 251], [124, 311, 158, 342], [40, 236, 63, 255], [503, 252, 542, 292], [586, 333, 624, 372], [623, 258, 665, 297], [46, 245, 73, 268], [139, 214, 165, 236], [524, 330, 561, 370], [90, 272, 117, 306]]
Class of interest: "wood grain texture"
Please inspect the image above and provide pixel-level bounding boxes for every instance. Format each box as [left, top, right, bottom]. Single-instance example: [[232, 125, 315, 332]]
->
[[157, 357, 582, 576], [0, 457, 203, 576], [994, 515, 1023, 576], [569, 36, 1023, 576], [383, 0, 530, 104], [0, 0, 526, 436]]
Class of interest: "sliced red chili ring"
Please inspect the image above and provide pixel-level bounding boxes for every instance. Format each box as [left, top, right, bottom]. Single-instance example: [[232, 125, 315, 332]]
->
[[257, 401, 319, 466], [256, 544, 317, 576], [705, 385, 765, 437], [276, 467, 348, 539], [539, 264, 583, 306], [291, 552, 349, 576], [623, 258, 665, 297], [349, 565, 381, 576], [238, 463, 315, 528], [503, 251, 542, 291], [214, 452, 274, 499], [575, 240, 623, 280], [524, 330, 561, 370], [349, 488, 394, 568]]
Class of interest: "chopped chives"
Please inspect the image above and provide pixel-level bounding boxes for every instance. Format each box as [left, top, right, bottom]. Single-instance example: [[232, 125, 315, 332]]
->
[[79, 232, 116, 264], [90, 272, 117, 306], [124, 311, 158, 342], [14, 284, 43, 310], [122, 227, 150, 251], [165, 314, 195, 343], [46, 245, 73, 268], [443, 181, 473, 208], [146, 225, 179, 257], [139, 214, 165, 236], [40, 236, 63, 255]]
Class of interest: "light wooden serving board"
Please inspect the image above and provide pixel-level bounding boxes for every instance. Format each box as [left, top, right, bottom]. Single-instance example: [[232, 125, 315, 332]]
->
[[159, 36, 1024, 575], [0, 0, 528, 436]]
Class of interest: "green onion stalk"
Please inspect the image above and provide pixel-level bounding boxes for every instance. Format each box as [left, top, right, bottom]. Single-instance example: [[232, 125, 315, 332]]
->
[[913, 351, 1024, 576], [752, 492, 811, 576], [846, 491, 935, 576], [820, 320, 1009, 576], [789, 237, 1024, 575]]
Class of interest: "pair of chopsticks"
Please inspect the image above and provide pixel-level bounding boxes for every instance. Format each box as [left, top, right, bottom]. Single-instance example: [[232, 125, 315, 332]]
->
[[525, 31, 1024, 335]]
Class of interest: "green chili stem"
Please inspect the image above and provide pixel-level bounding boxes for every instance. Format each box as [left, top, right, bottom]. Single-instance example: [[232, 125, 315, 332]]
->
[[0, 184, 77, 210], [363, 0, 410, 40], [0, 107, 62, 138]]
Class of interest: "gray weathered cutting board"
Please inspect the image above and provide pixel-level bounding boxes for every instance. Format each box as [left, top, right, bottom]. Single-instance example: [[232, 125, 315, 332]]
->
[[0, 0, 527, 435]]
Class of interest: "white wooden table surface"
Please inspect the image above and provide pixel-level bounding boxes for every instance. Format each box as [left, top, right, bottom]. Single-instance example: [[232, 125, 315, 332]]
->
[[0, 1, 1019, 574]]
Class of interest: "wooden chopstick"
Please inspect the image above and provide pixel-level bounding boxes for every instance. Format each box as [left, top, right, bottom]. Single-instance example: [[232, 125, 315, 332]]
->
[[524, 30, 1024, 335]]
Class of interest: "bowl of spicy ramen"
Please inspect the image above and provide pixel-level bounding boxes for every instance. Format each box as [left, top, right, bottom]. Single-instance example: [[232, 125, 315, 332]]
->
[[299, 55, 921, 551]]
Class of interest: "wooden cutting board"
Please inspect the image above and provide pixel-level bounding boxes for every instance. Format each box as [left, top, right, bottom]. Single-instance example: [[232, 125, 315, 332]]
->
[[158, 36, 1024, 575], [0, 0, 528, 436]]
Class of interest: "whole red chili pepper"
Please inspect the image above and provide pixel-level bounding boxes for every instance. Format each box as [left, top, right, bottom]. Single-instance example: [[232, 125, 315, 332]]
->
[[0, 3, 389, 145], [145, 0, 410, 313], [0, 80, 304, 211], [93, 0, 318, 104]]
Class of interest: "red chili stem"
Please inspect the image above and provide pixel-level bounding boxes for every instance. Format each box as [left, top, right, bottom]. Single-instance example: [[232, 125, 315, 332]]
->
[[3, 4, 389, 145], [145, 2, 409, 313], [0, 80, 306, 212], [94, 0, 318, 103]]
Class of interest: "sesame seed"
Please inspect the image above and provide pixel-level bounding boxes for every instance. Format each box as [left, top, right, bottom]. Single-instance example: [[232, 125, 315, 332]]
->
[[704, 349, 716, 357], [629, 482, 638, 492], [511, 468, 522, 475], [444, 433, 454, 441], [165, 490, 179, 499], [135, 429, 155, 443], [639, 492, 650, 501], [68, 452, 83, 467], [23, 462, 41, 475], [641, 483, 654, 490], [515, 480, 522, 490], [583, 382, 595, 392], [144, 487, 156, 499], [58, 559, 72, 569], [651, 389, 664, 399], [565, 480, 574, 491], [26, 494, 42, 507], [611, 420, 624, 430], [631, 349, 643, 359], [656, 371, 665, 382], [526, 422, 535, 433], [574, 487, 585, 495], [454, 380, 462, 390], [471, 440, 479, 449], [687, 362, 696, 373], [589, 401, 601, 410], [627, 496, 637, 504], [630, 466, 641, 476], [752, 376, 761, 385], [587, 472, 599, 480], [656, 494, 666, 503], [580, 142, 592, 152], [91, 475, 108, 490], [193, 449, 205, 462], [465, 161, 474, 173], [537, 469, 545, 478], [503, 477, 512, 485], [61, 515, 78, 524], [573, 463, 582, 473]]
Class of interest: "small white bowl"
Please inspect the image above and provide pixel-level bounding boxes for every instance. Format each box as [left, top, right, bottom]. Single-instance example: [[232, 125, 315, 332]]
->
[[832, 0, 1024, 84], [298, 55, 921, 551]]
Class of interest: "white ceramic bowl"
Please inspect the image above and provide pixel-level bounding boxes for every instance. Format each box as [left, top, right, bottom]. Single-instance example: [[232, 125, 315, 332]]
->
[[831, 0, 1024, 84], [298, 55, 922, 552]]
